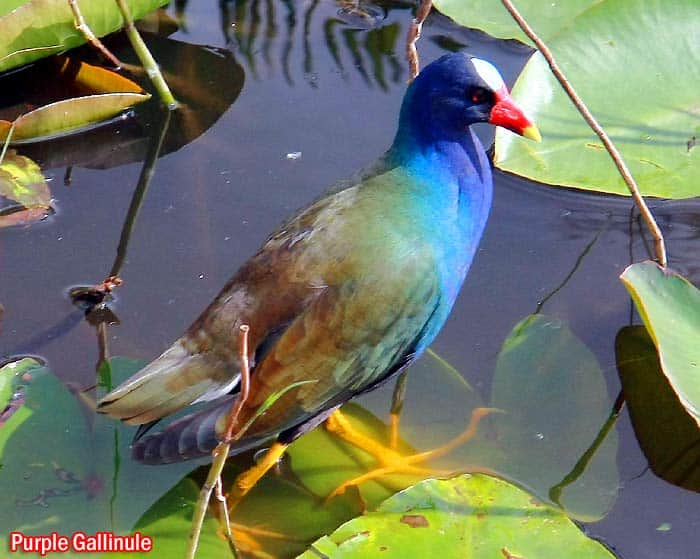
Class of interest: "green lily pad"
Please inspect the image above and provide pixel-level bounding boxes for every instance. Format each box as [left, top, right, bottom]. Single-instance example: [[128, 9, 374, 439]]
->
[[436, 0, 700, 198], [0, 357, 45, 457], [0, 357, 199, 557], [109, 478, 230, 558], [433, 0, 598, 43], [0, 0, 169, 73], [468, 314, 619, 521], [620, 261, 700, 426], [616, 326, 700, 492], [297, 474, 617, 558]]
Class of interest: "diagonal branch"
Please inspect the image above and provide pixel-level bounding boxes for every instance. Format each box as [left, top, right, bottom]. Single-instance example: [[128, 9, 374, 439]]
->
[[185, 324, 250, 559], [68, 0, 122, 67], [500, 0, 667, 267]]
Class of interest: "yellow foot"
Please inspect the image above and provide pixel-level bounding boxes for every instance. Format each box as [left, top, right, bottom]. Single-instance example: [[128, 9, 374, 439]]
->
[[217, 523, 298, 559], [227, 441, 288, 513], [325, 407, 499, 501]]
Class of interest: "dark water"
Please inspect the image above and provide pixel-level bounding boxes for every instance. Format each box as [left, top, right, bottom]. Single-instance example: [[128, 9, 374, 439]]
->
[[1, 1, 698, 558]]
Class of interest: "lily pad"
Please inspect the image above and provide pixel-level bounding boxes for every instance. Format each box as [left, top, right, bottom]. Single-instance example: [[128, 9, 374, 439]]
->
[[620, 261, 700, 426], [0, 357, 200, 556], [469, 314, 619, 521], [0, 357, 45, 457], [109, 478, 230, 558], [433, 0, 598, 44], [0, 0, 169, 73], [297, 474, 617, 558], [436, 0, 700, 198], [616, 326, 700, 492]]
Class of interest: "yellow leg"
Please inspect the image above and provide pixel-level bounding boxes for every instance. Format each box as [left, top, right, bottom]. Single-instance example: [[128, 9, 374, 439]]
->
[[325, 407, 498, 500], [389, 412, 400, 450], [228, 441, 288, 512]]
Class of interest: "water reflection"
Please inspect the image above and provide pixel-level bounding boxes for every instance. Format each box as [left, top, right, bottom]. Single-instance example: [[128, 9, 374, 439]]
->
[[173, 0, 414, 89]]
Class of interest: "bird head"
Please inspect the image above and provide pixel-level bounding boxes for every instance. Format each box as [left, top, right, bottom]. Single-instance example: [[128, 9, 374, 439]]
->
[[400, 52, 540, 144]]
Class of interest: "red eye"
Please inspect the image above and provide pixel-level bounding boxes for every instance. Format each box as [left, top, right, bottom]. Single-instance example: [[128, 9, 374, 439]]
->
[[470, 87, 489, 103]]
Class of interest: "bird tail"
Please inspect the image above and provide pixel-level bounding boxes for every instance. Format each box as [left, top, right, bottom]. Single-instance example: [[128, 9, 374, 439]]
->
[[131, 397, 269, 464], [97, 340, 236, 425]]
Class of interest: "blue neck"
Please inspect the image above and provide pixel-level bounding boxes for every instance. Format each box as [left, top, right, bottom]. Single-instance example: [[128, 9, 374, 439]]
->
[[384, 107, 494, 352]]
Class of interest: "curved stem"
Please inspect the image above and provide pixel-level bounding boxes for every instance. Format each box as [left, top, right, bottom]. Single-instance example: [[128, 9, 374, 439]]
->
[[406, 0, 432, 82]]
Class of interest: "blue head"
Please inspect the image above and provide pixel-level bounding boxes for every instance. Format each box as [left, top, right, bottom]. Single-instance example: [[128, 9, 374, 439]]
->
[[395, 53, 540, 147]]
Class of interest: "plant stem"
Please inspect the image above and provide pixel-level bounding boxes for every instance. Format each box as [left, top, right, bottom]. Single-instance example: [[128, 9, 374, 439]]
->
[[110, 108, 171, 277], [68, 0, 122, 67], [114, 0, 177, 109], [185, 325, 250, 559], [0, 122, 15, 164], [406, 0, 432, 81], [549, 390, 625, 504], [500, 0, 667, 267]]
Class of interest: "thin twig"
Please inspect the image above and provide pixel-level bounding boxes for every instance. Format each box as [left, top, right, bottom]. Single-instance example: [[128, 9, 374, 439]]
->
[[186, 325, 250, 559], [114, 0, 178, 109], [405, 0, 432, 82], [68, 0, 123, 67], [0, 122, 15, 164], [223, 325, 251, 443], [215, 477, 236, 551], [500, 0, 667, 267]]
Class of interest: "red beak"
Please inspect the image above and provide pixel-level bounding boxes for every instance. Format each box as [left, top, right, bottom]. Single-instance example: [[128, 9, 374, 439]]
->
[[489, 88, 541, 142]]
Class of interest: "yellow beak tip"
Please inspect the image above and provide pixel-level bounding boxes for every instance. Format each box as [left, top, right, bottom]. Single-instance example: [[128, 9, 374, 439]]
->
[[522, 125, 542, 143]]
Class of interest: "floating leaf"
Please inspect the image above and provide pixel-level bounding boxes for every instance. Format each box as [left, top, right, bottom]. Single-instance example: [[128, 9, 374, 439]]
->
[[0, 92, 150, 144], [0, 358, 200, 549], [0, 149, 51, 227], [0, 57, 150, 144], [110, 478, 230, 559], [53, 56, 147, 96], [0, 150, 49, 206], [469, 314, 619, 521], [297, 475, 617, 559], [620, 261, 700, 426], [433, 0, 598, 43], [0, 0, 169, 73], [0, 357, 45, 459], [436, 0, 700, 198], [616, 326, 700, 491]]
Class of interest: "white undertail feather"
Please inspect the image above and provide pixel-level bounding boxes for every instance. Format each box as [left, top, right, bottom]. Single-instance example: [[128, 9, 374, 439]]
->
[[97, 341, 233, 425]]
